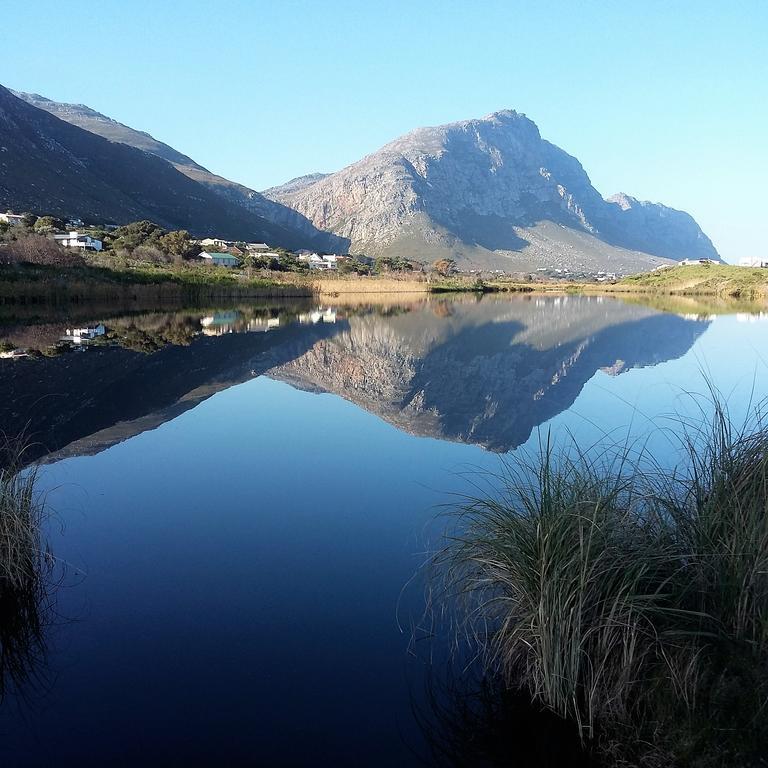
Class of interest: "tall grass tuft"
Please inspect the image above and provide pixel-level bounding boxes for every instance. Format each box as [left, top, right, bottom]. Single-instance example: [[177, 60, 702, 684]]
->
[[0, 447, 53, 701], [434, 404, 768, 764]]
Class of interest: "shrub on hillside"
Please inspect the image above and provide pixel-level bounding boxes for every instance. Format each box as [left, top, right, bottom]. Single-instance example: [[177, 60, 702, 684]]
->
[[0, 234, 82, 267], [132, 245, 173, 264]]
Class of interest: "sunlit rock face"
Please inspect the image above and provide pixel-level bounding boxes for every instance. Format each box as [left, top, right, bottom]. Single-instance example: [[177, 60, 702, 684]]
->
[[267, 110, 718, 271]]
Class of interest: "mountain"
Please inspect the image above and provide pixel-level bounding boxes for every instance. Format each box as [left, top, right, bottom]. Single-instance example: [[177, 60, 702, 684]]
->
[[266, 110, 718, 271], [12, 90, 347, 252], [263, 173, 331, 198]]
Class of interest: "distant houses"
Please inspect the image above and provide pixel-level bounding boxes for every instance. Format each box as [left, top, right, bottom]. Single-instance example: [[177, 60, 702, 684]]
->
[[199, 237, 230, 250], [680, 258, 718, 266], [0, 213, 26, 227], [297, 252, 338, 270], [738, 258, 768, 268], [53, 231, 103, 251], [200, 251, 241, 267]]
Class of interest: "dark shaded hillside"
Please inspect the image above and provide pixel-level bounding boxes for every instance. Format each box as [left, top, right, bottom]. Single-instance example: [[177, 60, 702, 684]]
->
[[0, 85, 316, 247], [12, 89, 349, 252]]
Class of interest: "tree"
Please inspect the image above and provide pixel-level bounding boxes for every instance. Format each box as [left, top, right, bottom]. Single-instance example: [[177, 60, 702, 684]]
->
[[374, 255, 413, 274], [432, 258, 457, 276], [159, 230, 200, 260], [33, 216, 63, 235], [20, 212, 37, 229], [111, 220, 166, 252]]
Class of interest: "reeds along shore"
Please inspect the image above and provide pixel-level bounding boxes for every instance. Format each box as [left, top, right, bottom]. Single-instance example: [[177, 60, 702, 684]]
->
[[0, 449, 53, 700], [433, 401, 768, 766]]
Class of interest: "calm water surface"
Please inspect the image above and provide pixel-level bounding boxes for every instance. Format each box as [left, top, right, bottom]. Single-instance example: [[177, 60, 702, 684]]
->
[[1, 294, 767, 766]]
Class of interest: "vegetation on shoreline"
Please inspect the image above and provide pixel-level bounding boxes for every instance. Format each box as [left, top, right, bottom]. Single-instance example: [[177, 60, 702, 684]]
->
[[2, 215, 767, 303], [616, 263, 768, 298], [0, 450, 53, 700], [434, 401, 768, 765]]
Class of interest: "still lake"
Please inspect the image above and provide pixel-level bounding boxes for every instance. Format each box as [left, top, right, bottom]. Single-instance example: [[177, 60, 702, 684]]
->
[[1, 293, 767, 766]]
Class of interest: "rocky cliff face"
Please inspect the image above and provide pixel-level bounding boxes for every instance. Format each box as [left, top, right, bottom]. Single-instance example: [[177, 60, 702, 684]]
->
[[268, 110, 718, 270]]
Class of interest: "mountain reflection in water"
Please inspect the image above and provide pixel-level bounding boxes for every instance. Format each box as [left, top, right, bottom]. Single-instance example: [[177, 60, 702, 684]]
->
[[0, 294, 711, 464]]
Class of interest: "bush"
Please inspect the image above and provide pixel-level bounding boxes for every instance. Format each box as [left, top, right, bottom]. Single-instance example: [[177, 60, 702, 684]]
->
[[434, 401, 768, 764], [0, 234, 82, 267], [132, 245, 172, 264]]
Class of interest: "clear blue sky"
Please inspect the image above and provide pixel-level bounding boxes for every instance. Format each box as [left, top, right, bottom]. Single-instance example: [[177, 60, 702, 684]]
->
[[2, 0, 766, 261]]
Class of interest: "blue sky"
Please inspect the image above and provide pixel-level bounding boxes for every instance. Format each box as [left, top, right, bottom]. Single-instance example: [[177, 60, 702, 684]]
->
[[1, 0, 765, 261]]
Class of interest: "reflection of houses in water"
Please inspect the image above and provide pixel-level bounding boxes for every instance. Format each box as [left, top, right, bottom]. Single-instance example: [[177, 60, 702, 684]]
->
[[298, 308, 337, 325], [60, 324, 106, 345], [736, 312, 768, 323], [200, 311, 281, 336], [246, 317, 280, 332], [200, 312, 240, 336]]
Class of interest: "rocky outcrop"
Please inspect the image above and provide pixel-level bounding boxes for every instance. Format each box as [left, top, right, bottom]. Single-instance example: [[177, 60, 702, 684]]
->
[[269, 110, 718, 270]]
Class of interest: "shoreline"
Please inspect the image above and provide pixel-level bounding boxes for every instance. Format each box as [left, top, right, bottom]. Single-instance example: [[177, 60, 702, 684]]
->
[[1, 263, 766, 305]]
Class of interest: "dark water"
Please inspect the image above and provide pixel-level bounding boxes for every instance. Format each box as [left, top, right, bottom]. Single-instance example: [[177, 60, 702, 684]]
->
[[0, 294, 767, 766]]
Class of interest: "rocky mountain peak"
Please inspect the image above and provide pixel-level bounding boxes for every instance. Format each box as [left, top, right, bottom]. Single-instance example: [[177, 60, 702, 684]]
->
[[268, 109, 719, 269]]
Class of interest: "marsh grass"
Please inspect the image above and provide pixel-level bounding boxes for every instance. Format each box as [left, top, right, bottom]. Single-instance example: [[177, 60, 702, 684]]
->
[[433, 401, 768, 765], [0, 444, 54, 701]]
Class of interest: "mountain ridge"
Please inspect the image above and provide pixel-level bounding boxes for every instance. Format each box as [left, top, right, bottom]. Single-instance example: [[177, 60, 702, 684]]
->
[[268, 109, 718, 270], [9, 88, 348, 252]]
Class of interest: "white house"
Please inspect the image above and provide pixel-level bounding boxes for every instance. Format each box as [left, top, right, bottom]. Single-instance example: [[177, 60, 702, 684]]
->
[[738, 258, 768, 268], [679, 258, 718, 267], [246, 242, 270, 252], [199, 237, 232, 250], [53, 231, 103, 251], [297, 252, 338, 270], [200, 251, 241, 267], [0, 213, 26, 227]]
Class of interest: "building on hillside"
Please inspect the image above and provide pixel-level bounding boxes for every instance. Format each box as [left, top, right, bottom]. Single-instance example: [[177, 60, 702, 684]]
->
[[199, 237, 231, 250], [0, 213, 26, 227], [200, 251, 241, 267], [680, 258, 718, 266], [246, 242, 270, 252], [297, 252, 338, 270], [52, 231, 103, 251], [738, 258, 768, 268]]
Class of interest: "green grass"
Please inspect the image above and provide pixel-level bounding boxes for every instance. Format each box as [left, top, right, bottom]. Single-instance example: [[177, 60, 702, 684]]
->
[[434, 400, 768, 765], [619, 263, 768, 298], [0, 261, 315, 305]]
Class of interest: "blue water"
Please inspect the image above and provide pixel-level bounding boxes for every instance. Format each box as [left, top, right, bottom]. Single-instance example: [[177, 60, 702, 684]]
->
[[1, 297, 766, 765]]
